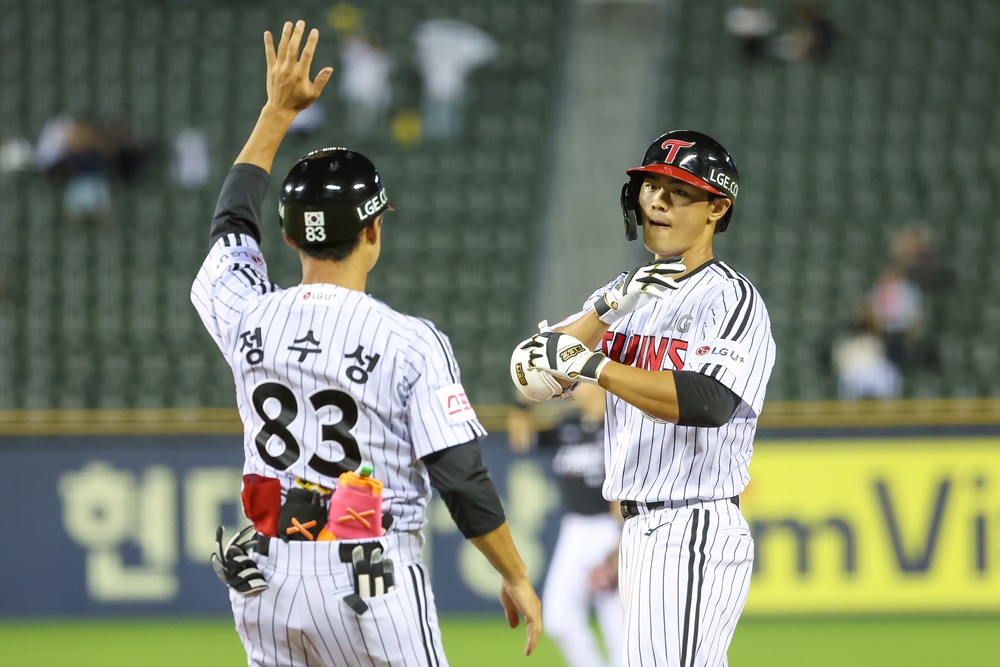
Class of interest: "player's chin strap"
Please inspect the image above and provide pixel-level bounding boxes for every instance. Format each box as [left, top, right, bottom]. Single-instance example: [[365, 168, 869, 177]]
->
[[340, 541, 398, 615], [211, 525, 269, 597]]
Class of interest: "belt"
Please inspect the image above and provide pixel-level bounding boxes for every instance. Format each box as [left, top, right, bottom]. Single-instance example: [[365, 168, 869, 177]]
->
[[620, 496, 739, 520]]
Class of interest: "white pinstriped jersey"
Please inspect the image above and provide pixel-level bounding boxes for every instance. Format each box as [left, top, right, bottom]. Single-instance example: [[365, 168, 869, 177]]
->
[[579, 260, 775, 504], [191, 232, 485, 533]]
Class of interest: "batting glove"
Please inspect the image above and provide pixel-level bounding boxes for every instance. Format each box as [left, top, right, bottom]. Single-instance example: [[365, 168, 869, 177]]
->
[[211, 525, 268, 597], [521, 332, 610, 384], [343, 544, 398, 615], [593, 257, 685, 325]]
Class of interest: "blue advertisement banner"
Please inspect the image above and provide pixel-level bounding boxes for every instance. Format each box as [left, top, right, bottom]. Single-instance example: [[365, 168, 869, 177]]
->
[[0, 434, 562, 618]]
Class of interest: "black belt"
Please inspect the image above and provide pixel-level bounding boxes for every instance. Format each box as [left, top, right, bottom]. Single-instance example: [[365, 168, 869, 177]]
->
[[620, 496, 739, 520]]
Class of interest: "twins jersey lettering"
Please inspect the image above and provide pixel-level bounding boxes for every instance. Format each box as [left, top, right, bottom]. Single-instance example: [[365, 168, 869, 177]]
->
[[581, 260, 775, 504], [191, 232, 486, 533]]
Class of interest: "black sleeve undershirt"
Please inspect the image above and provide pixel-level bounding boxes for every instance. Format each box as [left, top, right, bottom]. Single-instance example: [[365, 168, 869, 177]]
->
[[673, 370, 742, 428], [208, 163, 269, 247], [422, 441, 506, 539]]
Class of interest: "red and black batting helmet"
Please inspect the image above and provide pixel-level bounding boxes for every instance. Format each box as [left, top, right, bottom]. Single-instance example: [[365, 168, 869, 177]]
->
[[620, 130, 739, 240], [279, 148, 393, 247]]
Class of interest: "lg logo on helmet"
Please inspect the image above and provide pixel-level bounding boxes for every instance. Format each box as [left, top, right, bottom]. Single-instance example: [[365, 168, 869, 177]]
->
[[356, 189, 388, 221], [708, 168, 738, 198], [660, 139, 695, 164]]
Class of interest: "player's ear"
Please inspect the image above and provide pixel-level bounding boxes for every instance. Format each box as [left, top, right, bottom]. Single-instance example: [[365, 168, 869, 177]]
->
[[363, 215, 382, 246], [283, 232, 300, 250], [707, 197, 732, 223]]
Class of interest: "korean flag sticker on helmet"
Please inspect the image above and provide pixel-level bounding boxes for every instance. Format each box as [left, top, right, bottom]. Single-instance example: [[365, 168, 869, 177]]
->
[[304, 211, 327, 242]]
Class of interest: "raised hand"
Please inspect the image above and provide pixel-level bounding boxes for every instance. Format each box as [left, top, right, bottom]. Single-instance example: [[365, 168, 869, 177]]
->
[[263, 20, 334, 114]]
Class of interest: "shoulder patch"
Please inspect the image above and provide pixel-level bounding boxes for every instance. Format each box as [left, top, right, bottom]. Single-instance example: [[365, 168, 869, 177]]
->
[[435, 383, 477, 425]]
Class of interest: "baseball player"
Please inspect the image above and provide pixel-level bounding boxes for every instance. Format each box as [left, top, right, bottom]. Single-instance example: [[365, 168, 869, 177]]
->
[[191, 21, 541, 666], [511, 131, 775, 666], [509, 382, 623, 667]]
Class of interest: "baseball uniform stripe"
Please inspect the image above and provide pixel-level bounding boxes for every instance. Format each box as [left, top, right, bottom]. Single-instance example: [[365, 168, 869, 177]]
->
[[689, 510, 710, 666], [679, 509, 701, 667], [715, 264, 759, 340], [419, 564, 445, 667], [302, 586, 341, 664], [237, 266, 267, 295], [409, 565, 438, 667], [718, 281, 748, 339]]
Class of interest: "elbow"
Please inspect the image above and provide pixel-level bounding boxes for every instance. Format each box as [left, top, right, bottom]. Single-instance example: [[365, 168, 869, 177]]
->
[[644, 400, 681, 423]]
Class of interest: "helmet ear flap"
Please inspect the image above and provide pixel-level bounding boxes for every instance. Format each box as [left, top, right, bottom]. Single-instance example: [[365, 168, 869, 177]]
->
[[620, 179, 641, 241]]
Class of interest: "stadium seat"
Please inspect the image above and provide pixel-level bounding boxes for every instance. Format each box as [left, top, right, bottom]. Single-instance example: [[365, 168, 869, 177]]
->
[[652, 0, 995, 400]]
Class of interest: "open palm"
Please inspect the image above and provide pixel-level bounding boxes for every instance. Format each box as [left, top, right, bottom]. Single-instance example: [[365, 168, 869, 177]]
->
[[263, 20, 333, 113]]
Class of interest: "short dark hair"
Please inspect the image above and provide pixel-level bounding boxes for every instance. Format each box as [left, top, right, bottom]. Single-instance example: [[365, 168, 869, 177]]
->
[[297, 225, 368, 262]]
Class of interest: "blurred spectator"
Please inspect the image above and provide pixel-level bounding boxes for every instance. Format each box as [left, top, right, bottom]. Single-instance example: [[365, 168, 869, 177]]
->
[[337, 31, 393, 140], [35, 115, 76, 179], [507, 384, 623, 667], [870, 266, 923, 370], [413, 19, 498, 143], [171, 128, 210, 189], [776, 2, 835, 64], [104, 117, 153, 184], [0, 137, 34, 173], [890, 225, 953, 294], [888, 225, 948, 371], [725, 4, 776, 64], [832, 301, 902, 399], [59, 118, 113, 224], [36, 115, 155, 222]]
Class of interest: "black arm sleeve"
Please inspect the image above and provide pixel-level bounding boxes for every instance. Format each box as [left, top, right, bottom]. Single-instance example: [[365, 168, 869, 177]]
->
[[209, 164, 269, 247], [673, 370, 742, 428], [422, 441, 507, 539]]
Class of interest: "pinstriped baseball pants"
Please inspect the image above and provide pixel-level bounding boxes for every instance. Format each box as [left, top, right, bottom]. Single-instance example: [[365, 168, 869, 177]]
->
[[230, 532, 449, 667], [618, 498, 754, 667]]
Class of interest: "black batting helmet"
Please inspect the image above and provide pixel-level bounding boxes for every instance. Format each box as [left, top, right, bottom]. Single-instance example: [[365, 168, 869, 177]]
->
[[620, 130, 739, 240], [279, 148, 393, 247]]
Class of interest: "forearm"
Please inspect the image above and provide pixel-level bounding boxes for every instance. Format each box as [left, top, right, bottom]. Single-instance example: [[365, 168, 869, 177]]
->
[[598, 362, 681, 422], [556, 310, 609, 351], [469, 522, 529, 582], [235, 103, 298, 174]]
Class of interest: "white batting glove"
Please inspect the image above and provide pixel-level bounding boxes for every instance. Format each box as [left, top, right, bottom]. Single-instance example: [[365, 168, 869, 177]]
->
[[210, 525, 268, 597], [522, 332, 610, 384], [593, 257, 685, 325]]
